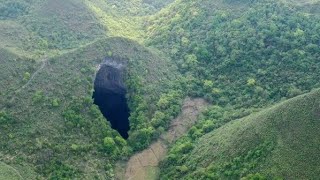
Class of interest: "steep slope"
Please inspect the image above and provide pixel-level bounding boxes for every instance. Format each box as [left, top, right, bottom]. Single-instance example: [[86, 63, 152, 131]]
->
[[0, 1, 185, 178], [0, 0, 107, 58], [147, 0, 320, 108], [144, 4, 320, 178], [83, 0, 175, 43], [0, 37, 181, 179], [85, 0, 175, 16], [0, 162, 24, 180], [0, 0, 176, 58], [160, 89, 320, 179], [123, 98, 207, 180], [0, 48, 36, 100], [2, 0, 320, 179]]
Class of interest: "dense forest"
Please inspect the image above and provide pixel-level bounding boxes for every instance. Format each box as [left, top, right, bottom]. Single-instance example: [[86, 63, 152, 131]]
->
[[0, 0, 320, 179], [149, 1, 320, 178]]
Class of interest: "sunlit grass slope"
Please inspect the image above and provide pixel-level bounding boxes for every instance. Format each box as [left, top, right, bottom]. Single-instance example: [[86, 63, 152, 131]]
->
[[0, 0, 107, 58], [0, 0, 175, 58]]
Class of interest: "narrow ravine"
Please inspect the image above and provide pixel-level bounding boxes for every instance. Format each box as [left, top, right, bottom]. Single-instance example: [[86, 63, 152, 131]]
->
[[116, 98, 208, 180]]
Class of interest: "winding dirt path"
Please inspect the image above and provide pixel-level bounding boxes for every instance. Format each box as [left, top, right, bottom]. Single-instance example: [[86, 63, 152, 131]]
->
[[120, 98, 207, 180], [15, 58, 48, 92], [0, 162, 23, 180]]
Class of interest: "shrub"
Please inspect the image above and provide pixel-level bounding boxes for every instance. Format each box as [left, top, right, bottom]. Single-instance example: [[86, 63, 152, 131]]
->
[[247, 78, 256, 86], [32, 90, 45, 103], [241, 173, 267, 180], [23, 72, 31, 81], [0, 111, 13, 125], [104, 137, 116, 154], [52, 98, 60, 107]]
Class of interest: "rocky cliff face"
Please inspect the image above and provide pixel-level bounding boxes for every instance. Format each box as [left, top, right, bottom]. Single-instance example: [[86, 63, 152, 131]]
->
[[94, 64, 126, 95], [93, 58, 130, 139]]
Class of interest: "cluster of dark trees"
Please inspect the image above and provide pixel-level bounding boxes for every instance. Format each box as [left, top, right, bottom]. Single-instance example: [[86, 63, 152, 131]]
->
[[0, 1, 28, 19]]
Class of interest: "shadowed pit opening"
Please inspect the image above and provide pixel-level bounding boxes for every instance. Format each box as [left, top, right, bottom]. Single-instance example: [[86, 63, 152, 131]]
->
[[93, 64, 130, 139]]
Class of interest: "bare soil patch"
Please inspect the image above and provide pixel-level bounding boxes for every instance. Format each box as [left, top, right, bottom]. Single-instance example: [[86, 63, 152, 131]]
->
[[120, 98, 207, 180]]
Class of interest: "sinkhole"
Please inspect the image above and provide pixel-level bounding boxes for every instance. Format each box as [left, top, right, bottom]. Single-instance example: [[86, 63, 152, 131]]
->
[[93, 63, 130, 139]]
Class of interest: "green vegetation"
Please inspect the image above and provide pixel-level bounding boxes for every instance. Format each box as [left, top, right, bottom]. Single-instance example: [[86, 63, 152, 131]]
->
[[0, 0, 175, 58], [160, 89, 320, 179], [0, 162, 22, 180], [1, 0, 320, 179], [0, 37, 180, 178], [147, 0, 320, 109], [0, 0, 106, 58], [146, 1, 320, 179]]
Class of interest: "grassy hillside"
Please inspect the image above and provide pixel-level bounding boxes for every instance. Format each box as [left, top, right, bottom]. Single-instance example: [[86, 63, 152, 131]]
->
[[0, 0, 175, 58], [0, 162, 23, 180], [0, 37, 181, 179], [0, 0, 108, 58], [147, 1, 320, 178], [0, 48, 36, 100], [85, 0, 175, 16], [83, 0, 174, 42], [1, 0, 320, 179], [0, 1, 183, 178], [160, 89, 320, 179]]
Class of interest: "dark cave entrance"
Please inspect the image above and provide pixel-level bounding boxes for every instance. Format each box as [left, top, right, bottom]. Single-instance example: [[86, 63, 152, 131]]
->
[[93, 64, 130, 139]]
